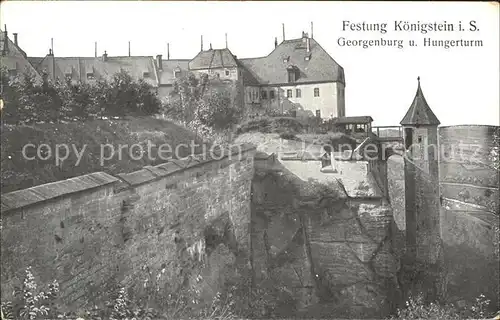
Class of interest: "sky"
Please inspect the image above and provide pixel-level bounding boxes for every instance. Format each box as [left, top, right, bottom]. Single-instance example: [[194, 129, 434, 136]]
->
[[1, 1, 499, 126]]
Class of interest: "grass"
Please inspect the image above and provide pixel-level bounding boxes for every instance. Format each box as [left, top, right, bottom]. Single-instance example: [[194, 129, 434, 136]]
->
[[0, 116, 208, 194]]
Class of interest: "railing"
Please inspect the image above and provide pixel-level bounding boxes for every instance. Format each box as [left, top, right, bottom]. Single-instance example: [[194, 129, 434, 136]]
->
[[371, 125, 403, 138]]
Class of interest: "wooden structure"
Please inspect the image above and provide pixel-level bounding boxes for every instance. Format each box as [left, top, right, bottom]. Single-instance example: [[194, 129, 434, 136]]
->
[[332, 116, 373, 137]]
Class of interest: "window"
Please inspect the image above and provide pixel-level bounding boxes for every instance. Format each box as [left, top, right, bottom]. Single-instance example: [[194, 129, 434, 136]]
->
[[296, 89, 301, 98], [87, 73, 95, 80], [286, 89, 292, 98], [174, 70, 181, 78], [287, 70, 296, 83], [143, 72, 150, 78], [225, 70, 230, 76], [314, 88, 320, 97], [65, 73, 72, 80], [418, 136, 422, 143], [269, 90, 275, 99], [316, 110, 321, 118], [8, 69, 17, 77], [261, 90, 267, 99], [248, 92, 252, 101]]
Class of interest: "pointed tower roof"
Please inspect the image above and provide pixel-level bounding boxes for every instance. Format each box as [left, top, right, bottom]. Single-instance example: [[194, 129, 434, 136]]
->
[[400, 77, 440, 126]]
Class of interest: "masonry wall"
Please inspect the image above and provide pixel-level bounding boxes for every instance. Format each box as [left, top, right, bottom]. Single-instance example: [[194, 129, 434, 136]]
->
[[0, 144, 256, 311], [251, 155, 400, 319]]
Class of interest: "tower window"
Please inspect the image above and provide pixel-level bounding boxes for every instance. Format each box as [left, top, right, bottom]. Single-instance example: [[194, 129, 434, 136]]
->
[[261, 90, 267, 99], [287, 89, 292, 98], [269, 90, 275, 99], [314, 88, 320, 97], [296, 89, 301, 98], [225, 70, 230, 76]]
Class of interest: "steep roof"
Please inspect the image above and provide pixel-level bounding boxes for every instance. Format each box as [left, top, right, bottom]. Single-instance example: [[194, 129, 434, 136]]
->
[[400, 78, 440, 126], [189, 48, 238, 70], [238, 37, 345, 86], [157, 59, 190, 86], [0, 29, 41, 80], [29, 55, 159, 86]]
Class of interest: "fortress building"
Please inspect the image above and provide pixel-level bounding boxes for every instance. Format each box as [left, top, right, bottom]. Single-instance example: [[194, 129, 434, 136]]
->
[[2, 24, 345, 120]]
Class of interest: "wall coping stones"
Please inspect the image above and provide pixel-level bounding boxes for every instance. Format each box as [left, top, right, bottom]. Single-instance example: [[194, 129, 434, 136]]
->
[[1, 143, 257, 212], [1, 172, 119, 213]]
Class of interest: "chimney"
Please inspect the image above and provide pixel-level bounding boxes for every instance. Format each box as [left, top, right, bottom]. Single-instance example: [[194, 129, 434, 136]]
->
[[274, 37, 278, 48], [306, 37, 310, 52], [95, 42, 97, 58], [210, 43, 212, 50], [156, 54, 163, 70], [225, 33, 228, 48], [13, 33, 18, 46], [282, 23, 285, 42], [311, 21, 314, 39], [128, 41, 131, 56], [103, 50, 108, 62], [48, 49, 53, 56], [51, 37, 54, 55], [201, 35, 204, 51], [3, 25, 7, 53], [167, 43, 170, 60]]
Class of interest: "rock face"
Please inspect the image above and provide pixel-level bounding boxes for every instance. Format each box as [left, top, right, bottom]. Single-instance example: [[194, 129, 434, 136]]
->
[[251, 159, 401, 318]]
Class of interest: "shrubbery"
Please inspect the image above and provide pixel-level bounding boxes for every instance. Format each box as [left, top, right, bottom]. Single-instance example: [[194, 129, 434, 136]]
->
[[161, 74, 242, 140], [387, 292, 496, 320], [0, 68, 161, 124]]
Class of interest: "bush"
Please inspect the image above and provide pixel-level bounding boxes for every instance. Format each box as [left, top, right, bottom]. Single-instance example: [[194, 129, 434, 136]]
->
[[279, 132, 298, 140], [236, 116, 304, 135], [0, 68, 161, 124], [387, 292, 496, 320]]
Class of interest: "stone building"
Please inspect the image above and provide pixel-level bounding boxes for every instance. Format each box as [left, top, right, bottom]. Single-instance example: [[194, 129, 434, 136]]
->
[[0, 26, 41, 82], [19, 27, 345, 119]]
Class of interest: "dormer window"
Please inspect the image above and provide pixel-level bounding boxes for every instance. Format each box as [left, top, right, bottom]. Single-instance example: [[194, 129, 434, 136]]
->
[[305, 54, 311, 61], [287, 66, 297, 83], [143, 72, 150, 78], [283, 56, 290, 63], [173, 67, 181, 78]]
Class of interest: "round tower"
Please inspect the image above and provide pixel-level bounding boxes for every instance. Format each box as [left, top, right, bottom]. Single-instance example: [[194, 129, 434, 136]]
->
[[400, 77, 444, 301]]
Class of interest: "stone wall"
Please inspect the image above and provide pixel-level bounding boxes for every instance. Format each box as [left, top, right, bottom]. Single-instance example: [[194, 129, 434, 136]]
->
[[251, 155, 400, 319], [388, 153, 499, 310], [1, 144, 256, 311]]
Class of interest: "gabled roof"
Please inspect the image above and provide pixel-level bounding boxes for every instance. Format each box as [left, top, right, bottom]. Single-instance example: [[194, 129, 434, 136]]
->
[[29, 55, 159, 86], [189, 48, 238, 70], [0, 29, 41, 80], [400, 77, 440, 126], [238, 37, 344, 86]]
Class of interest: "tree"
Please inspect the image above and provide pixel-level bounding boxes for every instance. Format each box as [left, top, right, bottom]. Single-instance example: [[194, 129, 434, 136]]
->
[[164, 73, 209, 126]]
